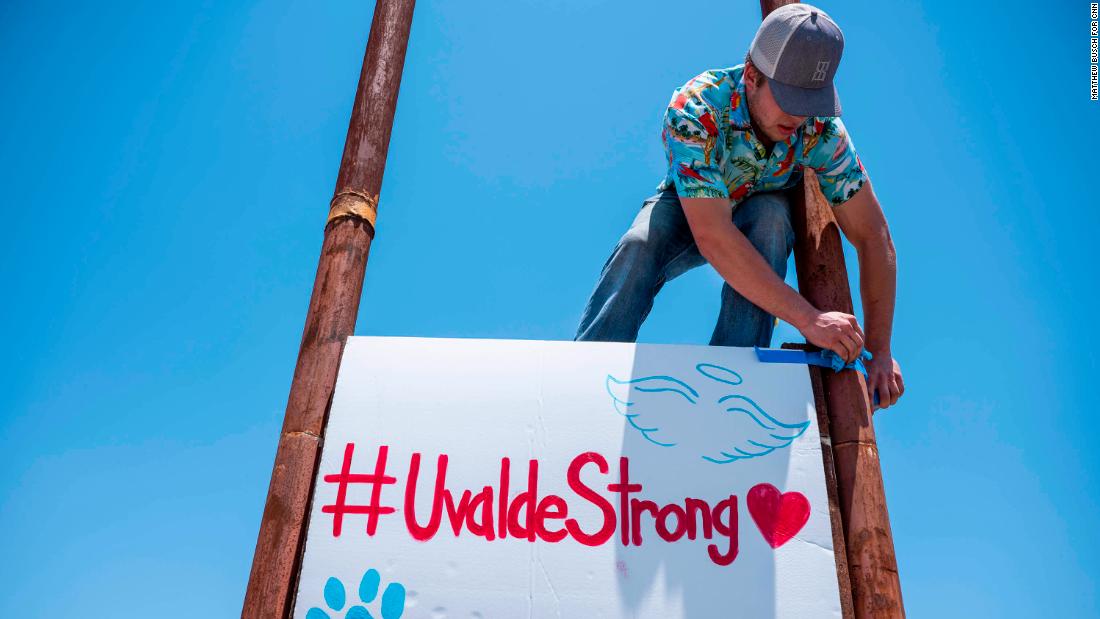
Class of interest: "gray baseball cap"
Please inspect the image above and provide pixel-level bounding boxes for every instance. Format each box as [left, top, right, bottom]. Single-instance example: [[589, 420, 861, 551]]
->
[[749, 3, 844, 117]]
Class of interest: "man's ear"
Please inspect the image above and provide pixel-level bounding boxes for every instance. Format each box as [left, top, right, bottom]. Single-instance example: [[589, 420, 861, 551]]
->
[[744, 63, 757, 94]]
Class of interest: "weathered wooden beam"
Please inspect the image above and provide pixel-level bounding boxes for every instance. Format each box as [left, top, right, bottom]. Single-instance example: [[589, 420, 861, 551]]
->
[[789, 170, 905, 618], [241, 1, 416, 616], [759, 1, 905, 616]]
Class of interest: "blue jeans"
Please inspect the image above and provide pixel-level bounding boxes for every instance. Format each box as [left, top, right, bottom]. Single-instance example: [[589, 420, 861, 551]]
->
[[574, 188, 795, 347]]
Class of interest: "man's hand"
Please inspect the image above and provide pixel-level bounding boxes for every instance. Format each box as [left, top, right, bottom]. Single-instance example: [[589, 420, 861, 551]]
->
[[796, 310, 865, 364], [865, 353, 904, 411]]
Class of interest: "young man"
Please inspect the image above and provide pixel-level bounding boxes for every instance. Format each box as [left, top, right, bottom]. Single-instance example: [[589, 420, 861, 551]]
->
[[574, 4, 904, 410]]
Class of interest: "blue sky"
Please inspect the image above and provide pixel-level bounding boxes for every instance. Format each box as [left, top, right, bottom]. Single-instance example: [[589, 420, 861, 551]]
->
[[1, 0, 1097, 616]]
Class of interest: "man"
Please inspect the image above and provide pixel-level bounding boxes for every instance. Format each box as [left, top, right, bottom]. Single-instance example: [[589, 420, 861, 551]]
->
[[574, 4, 904, 410]]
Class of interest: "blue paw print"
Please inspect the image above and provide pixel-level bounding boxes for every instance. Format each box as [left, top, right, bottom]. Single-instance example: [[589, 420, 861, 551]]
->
[[306, 569, 406, 619]]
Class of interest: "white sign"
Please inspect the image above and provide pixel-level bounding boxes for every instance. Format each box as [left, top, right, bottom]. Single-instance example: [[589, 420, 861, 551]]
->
[[293, 337, 842, 618]]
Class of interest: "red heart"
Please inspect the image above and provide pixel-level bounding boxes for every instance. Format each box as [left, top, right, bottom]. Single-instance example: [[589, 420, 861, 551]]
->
[[747, 484, 811, 549]]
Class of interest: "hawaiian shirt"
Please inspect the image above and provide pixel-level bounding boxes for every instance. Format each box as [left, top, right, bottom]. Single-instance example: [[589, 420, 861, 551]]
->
[[656, 64, 868, 206]]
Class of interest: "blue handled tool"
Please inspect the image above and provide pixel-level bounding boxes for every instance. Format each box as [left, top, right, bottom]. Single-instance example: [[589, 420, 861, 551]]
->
[[754, 346, 881, 407]]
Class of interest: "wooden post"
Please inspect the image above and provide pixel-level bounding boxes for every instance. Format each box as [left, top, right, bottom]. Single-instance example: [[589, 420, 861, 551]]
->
[[241, 1, 416, 617], [759, 1, 905, 616]]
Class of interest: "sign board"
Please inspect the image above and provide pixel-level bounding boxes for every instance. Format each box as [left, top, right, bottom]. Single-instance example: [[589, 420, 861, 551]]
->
[[292, 337, 844, 618]]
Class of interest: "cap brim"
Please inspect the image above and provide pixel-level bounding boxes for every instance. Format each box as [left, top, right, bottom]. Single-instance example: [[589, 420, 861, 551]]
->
[[767, 76, 842, 117]]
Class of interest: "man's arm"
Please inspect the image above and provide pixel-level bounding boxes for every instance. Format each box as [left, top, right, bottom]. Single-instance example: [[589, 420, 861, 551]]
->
[[831, 180, 905, 409], [679, 196, 867, 363]]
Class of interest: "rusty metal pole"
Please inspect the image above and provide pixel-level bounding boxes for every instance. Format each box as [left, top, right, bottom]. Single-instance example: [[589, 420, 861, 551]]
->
[[758, 1, 905, 616], [242, 1, 415, 617]]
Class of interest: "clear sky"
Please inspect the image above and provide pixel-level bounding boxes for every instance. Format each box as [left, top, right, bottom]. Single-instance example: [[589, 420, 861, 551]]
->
[[1, 0, 1097, 616]]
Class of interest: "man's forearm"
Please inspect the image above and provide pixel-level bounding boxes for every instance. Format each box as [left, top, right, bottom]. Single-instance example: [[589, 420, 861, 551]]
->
[[679, 196, 866, 360], [695, 222, 817, 330], [856, 238, 897, 355]]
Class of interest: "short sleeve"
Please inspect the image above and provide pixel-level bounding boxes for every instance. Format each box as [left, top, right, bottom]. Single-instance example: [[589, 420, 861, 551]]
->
[[801, 117, 868, 205], [662, 88, 728, 199]]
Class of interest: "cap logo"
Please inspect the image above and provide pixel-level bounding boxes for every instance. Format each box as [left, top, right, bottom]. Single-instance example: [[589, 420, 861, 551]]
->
[[811, 61, 830, 82]]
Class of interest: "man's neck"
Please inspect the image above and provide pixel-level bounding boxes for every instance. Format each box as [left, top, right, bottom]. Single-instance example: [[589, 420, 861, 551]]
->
[[749, 116, 776, 156], [743, 95, 776, 156]]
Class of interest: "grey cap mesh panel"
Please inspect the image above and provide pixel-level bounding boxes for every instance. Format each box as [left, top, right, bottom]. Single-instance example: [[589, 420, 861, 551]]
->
[[749, 6, 810, 78]]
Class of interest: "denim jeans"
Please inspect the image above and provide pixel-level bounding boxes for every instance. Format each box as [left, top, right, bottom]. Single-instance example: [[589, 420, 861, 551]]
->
[[574, 187, 795, 347]]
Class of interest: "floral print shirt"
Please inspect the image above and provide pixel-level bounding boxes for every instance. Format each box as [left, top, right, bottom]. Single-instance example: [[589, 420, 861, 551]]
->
[[656, 64, 868, 206]]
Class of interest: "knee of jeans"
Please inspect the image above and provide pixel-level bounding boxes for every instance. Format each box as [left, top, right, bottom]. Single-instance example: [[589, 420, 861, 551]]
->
[[740, 194, 794, 257], [610, 228, 662, 283], [618, 218, 673, 260]]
